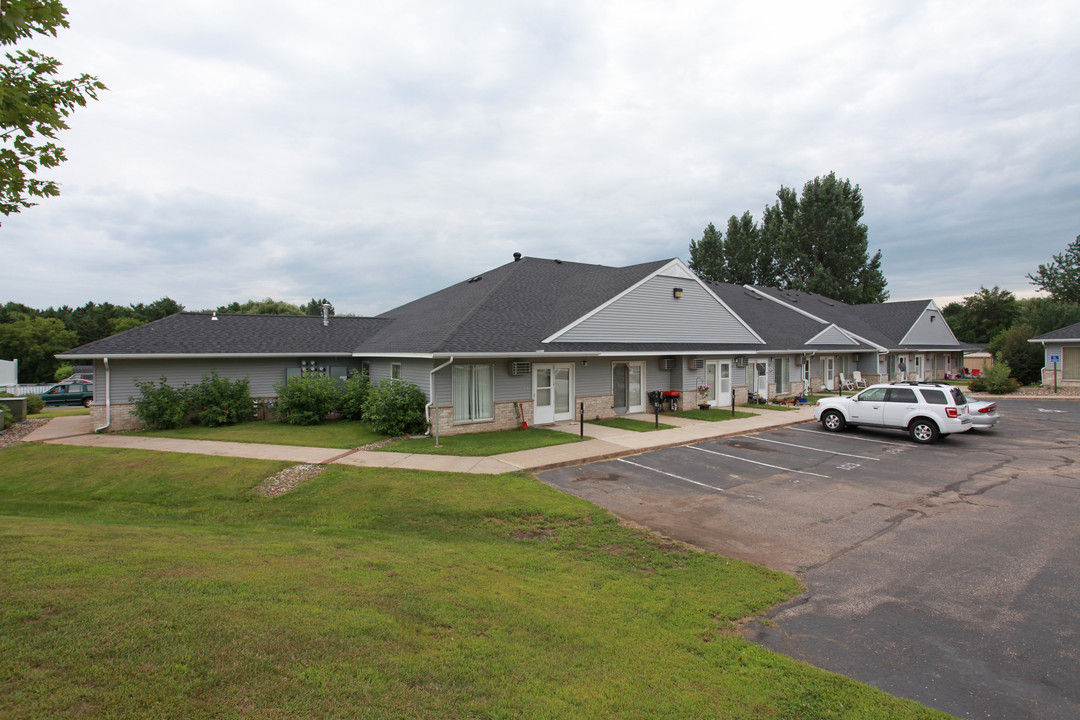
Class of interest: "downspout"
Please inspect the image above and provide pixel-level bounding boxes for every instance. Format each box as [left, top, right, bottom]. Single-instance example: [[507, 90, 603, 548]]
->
[[94, 357, 111, 433], [426, 356, 454, 444]]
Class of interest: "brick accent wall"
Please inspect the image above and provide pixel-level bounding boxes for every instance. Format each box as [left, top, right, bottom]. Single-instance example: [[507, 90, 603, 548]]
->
[[579, 393, 615, 421], [430, 400, 534, 436], [89, 402, 142, 431]]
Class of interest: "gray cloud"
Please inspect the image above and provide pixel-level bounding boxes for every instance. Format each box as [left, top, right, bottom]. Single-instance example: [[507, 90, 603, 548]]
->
[[3, 0, 1077, 316]]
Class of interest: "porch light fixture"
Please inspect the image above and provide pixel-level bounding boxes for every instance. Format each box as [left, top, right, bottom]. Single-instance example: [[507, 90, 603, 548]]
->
[[673, 287, 684, 299]]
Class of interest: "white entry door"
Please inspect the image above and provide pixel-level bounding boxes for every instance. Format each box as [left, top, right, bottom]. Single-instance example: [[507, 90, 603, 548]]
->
[[705, 360, 731, 406], [611, 362, 645, 415], [914, 354, 924, 381], [754, 361, 769, 397], [534, 363, 574, 424], [822, 356, 836, 391]]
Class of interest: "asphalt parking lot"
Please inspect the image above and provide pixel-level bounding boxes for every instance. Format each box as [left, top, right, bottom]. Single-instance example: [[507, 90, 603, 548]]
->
[[540, 398, 1080, 720]]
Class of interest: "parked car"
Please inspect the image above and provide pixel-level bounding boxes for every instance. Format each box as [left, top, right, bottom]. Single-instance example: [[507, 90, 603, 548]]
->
[[967, 400, 1000, 428], [41, 380, 94, 407], [813, 381, 972, 444]]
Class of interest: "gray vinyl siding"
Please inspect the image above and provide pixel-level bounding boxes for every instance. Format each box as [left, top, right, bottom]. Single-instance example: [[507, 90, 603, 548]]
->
[[431, 360, 533, 406], [100, 356, 361, 404], [808, 325, 858, 345], [552, 275, 759, 344], [903, 308, 959, 346]]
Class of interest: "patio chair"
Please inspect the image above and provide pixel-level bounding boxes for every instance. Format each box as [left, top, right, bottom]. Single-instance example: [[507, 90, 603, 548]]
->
[[839, 373, 856, 391], [852, 371, 867, 389]]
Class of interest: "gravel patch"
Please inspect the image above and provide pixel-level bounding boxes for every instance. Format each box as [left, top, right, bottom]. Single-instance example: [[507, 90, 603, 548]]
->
[[253, 464, 327, 497], [354, 437, 402, 451], [0, 419, 50, 449]]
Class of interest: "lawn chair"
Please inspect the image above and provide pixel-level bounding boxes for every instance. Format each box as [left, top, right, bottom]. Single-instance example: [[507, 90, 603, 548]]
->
[[852, 371, 867, 389], [839, 373, 856, 391]]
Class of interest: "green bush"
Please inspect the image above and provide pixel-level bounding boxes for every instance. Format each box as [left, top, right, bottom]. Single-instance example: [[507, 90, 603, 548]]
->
[[26, 394, 44, 415], [968, 375, 988, 392], [130, 377, 190, 430], [364, 378, 428, 436], [274, 373, 342, 425], [186, 370, 251, 427], [339, 373, 372, 421], [53, 364, 74, 382], [981, 357, 1021, 394]]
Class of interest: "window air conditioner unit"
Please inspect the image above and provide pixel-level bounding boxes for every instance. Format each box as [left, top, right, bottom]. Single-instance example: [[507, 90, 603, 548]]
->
[[509, 361, 531, 376], [659, 357, 674, 370], [688, 357, 704, 370], [734, 356, 747, 368]]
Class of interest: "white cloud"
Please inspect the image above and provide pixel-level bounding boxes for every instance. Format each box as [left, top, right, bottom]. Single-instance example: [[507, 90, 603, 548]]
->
[[3, 0, 1078, 314]]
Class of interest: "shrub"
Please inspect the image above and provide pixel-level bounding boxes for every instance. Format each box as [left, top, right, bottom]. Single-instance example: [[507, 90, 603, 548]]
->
[[26, 394, 44, 415], [130, 377, 189, 430], [339, 373, 372, 421], [187, 370, 251, 427], [990, 324, 1043, 385], [982, 357, 1020, 394], [274, 373, 341, 425], [53, 364, 74, 382], [364, 378, 428, 436]]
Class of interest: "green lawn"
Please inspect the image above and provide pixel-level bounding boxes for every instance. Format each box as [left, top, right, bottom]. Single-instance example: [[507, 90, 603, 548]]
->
[[28, 407, 90, 419], [134, 419, 387, 449], [588, 417, 676, 432], [742, 403, 802, 411], [376, 427, 588, 456], [0, 443, 948, 719], [669, 408, 757, 421]]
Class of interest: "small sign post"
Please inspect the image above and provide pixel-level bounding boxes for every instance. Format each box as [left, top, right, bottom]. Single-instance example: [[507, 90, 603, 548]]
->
[[1050, 355, 1060, 393]]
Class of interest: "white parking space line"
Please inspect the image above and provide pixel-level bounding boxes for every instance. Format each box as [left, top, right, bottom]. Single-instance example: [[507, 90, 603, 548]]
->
[[617, 458, 727, 493], [790, 427, 912, 448], [746, 436, 880, 461], [687, 445, 831, 478]]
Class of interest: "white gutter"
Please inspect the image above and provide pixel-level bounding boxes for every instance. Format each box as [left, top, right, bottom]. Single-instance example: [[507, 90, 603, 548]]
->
[[427, 356, 453, 443], [94, 357, 111, 433]]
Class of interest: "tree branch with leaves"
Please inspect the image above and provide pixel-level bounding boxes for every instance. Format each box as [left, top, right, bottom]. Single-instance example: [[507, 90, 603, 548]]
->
[[0, 0, 104, 217]]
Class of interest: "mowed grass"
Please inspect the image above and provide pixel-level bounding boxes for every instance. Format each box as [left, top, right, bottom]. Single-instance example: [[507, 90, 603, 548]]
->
[[0, 444, 950, 720], [588, 417, 676, 432], [134, 419, 387, 449], [377, 427, 588, 456], [28, 407, 90, 419], [669, 408, 757, 421]]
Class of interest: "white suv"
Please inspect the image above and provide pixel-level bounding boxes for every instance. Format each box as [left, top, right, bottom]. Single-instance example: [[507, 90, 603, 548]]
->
[[813, 382, 972, 444]]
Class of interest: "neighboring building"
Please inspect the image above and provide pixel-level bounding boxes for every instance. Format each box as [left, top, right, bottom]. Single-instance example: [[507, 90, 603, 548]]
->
[[962, 351, 993, 376], [1029, 321, 1080, 387], [60, 255, 973, 434]]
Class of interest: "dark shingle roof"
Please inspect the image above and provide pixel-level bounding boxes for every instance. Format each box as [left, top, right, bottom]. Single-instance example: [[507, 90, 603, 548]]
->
[[1032, 321, 1080, 341], [359, 257, 672, 353], [60, 313, 390, 357]]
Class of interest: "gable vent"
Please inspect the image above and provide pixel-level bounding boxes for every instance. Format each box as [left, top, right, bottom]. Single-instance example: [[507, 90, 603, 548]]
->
[[509, 361, 531, 376]]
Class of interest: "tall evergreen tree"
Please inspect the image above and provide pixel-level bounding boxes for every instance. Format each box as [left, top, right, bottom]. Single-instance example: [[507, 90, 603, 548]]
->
[[723, 211, 762, 286], [688, 222, 725, 282]]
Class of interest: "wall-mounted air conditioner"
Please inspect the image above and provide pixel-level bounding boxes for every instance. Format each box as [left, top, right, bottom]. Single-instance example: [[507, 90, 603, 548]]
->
[[509, 361, 532, 376], [688, 358, 704, 370], [734, 356, 747, 368], [659, 358, 674, 370]]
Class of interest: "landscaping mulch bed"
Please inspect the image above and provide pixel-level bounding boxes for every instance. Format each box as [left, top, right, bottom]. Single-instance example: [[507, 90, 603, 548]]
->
[[253, 464, 327, 497], [0, 419, 50, 449]]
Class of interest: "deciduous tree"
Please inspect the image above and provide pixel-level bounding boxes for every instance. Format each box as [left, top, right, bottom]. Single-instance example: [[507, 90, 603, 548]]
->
[[1027, 234, 1080, 304], [0, 0, 105, 217]]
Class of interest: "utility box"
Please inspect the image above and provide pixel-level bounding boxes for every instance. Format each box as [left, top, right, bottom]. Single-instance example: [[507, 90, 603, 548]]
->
[[0, 396, 28, 422]]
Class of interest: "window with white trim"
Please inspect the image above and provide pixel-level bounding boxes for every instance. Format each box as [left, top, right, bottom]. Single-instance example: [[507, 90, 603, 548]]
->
[[453, 364, 494, 421], [391, 362, 401, 380], [1064, 347, 1080, 381]]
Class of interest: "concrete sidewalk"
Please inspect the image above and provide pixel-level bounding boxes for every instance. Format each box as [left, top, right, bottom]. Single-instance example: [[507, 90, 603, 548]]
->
[[21, 407, 814, 474]]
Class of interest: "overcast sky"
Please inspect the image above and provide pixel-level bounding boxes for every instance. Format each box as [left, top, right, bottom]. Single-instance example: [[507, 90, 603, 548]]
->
[[3, 0, 1078, 316]]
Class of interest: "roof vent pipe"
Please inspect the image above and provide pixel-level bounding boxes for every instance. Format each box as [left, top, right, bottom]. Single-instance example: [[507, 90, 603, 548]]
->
[[322, 303, 331, 327], [211, 311, 217, 321], [513, 252, 522, 262]]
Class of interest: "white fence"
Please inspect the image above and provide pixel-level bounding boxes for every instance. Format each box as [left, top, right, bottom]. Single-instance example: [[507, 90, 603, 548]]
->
[[0, 383, 56, 396]]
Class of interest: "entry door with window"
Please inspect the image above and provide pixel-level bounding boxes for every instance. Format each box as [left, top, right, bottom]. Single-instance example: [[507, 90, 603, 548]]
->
[[822, 356, 836, 391], [612, 362, 644, 415], [754, 361, 769, 397], [705, 360, 731, 406], [914, 354, 924, 381], [534, 363, 574, 424]]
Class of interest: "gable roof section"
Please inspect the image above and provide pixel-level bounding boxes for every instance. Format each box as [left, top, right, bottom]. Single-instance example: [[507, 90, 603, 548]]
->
[[806, 324, 860, 345], [544, 259, 762, 345], [747, 286, 891, 350], [359, 257, 673, 353], [59, 313, 390, 358], [1031, 321, 1080, 342]]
